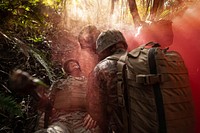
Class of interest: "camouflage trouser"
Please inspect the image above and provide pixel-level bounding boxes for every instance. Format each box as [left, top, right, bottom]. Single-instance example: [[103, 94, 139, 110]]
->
[[35, 111, 100, 133]]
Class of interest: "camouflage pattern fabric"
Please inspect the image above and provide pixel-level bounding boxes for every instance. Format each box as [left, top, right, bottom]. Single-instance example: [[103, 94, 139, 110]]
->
[[50, 75, 87, 111], [36, 75, 100, 133], [47, 111, 97, 133], [87, 49, 126, 132]]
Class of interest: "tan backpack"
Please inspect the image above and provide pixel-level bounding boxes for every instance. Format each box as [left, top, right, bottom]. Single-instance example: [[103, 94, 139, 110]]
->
[[115, 42, 195, 133]]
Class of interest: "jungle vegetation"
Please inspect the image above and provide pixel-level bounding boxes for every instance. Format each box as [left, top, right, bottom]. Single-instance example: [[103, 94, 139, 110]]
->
[[0, 0, 193, 132]]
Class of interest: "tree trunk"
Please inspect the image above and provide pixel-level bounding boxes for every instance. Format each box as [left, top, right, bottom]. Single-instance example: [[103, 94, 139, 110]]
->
[[150, 0, 165, 20], [127, 0, 141, 27]]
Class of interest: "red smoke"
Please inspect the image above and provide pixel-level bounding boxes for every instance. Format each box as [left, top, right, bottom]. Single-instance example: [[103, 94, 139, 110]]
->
[[125, 2, 200, 132], [171, 3, 200, 133]]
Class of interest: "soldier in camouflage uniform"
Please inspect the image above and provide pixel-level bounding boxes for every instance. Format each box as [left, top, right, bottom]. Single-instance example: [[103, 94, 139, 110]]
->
[[84, 30, 128, 133], [78, 25, 100, 77], [36, 59, 98, 133]]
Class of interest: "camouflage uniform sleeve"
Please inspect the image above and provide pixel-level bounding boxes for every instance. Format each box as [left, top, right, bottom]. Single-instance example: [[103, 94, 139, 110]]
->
[[87, 70, 102, 122], [87, 60, 117, 131]]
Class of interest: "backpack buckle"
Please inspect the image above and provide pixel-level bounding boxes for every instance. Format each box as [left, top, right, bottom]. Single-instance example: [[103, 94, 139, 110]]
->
[[136, 74, 161, 84]]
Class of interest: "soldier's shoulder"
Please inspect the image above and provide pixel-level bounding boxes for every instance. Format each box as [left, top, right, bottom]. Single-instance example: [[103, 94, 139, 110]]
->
[[94, 59, 116, 73]]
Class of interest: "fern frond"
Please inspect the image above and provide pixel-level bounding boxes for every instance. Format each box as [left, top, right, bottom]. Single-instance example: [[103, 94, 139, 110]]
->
[[0, 93, 22, 117]]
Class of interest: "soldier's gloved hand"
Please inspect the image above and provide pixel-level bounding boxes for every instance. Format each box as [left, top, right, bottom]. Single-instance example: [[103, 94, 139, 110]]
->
[[83, 114, 97, 129]]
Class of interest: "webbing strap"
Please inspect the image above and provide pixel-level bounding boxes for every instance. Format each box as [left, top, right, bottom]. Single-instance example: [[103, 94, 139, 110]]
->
[[116, 52, 129, 133], [148, 48, 167, 133], [136, 74, 162, 84]]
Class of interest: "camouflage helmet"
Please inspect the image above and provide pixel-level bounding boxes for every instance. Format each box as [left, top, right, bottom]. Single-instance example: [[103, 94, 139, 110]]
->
[[96, 30, 127, 54]]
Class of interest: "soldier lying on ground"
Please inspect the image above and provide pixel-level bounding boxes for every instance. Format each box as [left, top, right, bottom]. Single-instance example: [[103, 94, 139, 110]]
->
[[10, 59, 99, 133], [35, 59, 100, 133]]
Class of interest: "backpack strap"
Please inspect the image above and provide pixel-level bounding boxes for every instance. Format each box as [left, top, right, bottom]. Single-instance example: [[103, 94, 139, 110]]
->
[[116, 52, 127, 107], [148, 47, 167, 133], [116, 52, 129, 133]]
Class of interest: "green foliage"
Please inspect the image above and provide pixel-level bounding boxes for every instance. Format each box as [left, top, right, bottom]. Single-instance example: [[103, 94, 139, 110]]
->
[[30, 48, 55, 82], [0, 0, 63, 84], [0, 92, 22, 117], [0, 0, 63, 131], [0, 0, 62, 42]]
